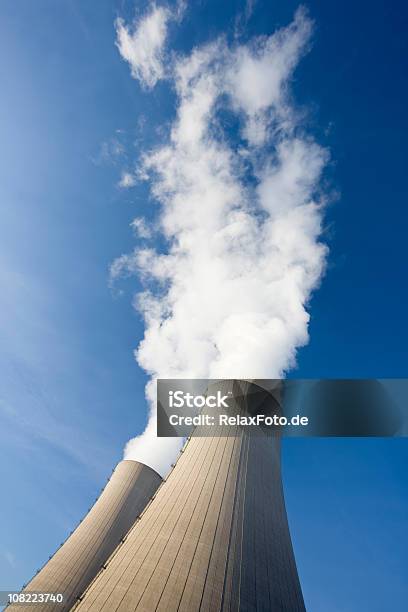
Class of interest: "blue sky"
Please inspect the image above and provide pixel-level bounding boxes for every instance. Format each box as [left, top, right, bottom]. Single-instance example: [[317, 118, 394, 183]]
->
[[0, 1, 407, 611]]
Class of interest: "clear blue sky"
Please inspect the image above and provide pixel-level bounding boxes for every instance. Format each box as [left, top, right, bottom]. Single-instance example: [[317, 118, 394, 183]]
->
[[0, 1, 407, 611]]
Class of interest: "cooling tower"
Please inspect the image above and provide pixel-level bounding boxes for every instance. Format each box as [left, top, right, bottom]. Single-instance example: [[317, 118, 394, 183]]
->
[[7, 460, 162, 612], [72, 380, 305, 612]]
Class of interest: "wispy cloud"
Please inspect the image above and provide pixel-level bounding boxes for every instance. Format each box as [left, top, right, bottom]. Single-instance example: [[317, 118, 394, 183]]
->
[[0, 257, 114, 480], [0, 363, 107, 479], [3, 550, 16, 569], [118, 170, 136, 188], [113, 7, 330, 475], [234, 0, 258, 37], [92, 133, 125, 166], [115, 2, 186, 89], [130, 217, 153, 239]]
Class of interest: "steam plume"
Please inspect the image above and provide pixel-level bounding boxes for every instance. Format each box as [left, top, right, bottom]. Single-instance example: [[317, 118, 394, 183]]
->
[[112, 7, 329, 476]]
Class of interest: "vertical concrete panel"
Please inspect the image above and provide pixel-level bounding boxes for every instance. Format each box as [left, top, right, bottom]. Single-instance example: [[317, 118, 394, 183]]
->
[[7, 461, 161, 612], [73, 380, 305, 612], [76, 436, 212, 612]]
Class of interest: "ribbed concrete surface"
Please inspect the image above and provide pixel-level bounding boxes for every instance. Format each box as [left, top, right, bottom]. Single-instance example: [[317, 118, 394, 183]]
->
[[7, 460, 162, 612], [73, 381, 305, 612]]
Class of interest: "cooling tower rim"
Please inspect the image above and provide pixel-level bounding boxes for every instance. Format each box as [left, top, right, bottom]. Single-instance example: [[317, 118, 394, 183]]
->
[[118, 458, 163, 481], [208, 378, 282, 395]]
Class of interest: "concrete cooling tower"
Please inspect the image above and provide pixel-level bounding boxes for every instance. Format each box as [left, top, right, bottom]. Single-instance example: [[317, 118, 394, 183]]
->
[[7, 460, 162, 612], [70, 380, 305, 612]]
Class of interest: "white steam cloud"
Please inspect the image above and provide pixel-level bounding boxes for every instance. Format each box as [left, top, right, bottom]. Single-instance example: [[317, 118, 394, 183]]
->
[[115, 1, 186, 89], [111, 7, 329, 476]]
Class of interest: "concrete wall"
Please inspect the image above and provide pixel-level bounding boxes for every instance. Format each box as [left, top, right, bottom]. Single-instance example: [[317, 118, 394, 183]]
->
[[73, 381, 305, 612], [7, 460, 162, 612]]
